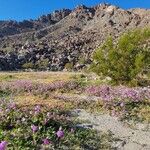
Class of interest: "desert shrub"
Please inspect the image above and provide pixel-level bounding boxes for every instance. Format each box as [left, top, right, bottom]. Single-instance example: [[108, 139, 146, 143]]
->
[[78, 57, 86, 65], [90, 28, 150, 85], [36, 58, 49, 70], [65, 62, 74, 71], [22, 62, 35, 69]]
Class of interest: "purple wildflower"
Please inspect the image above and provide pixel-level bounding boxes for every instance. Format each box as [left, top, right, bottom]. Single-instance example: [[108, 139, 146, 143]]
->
[[56, 127, 64, 138], [85, 85, 150, 102], [0, 141, 7, 150], [31, 125, 38, 133], [34, 105, 41, 114], [42, 138, 51, 145]]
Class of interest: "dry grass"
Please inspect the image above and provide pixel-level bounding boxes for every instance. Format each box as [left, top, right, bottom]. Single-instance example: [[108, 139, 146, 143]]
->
[[13, 93, 74, 110], [0, 71, 82, 83]]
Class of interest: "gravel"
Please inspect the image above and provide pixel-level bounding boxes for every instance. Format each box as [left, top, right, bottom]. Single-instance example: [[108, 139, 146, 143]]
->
[[72, 109, 150, 150]]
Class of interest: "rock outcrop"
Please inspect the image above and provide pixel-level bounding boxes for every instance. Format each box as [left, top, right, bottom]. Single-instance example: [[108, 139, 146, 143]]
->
[[0, 3, 149, 71]]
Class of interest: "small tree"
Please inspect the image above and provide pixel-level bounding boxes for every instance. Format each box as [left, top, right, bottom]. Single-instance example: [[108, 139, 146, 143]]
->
[[90, 28, 150, 84]]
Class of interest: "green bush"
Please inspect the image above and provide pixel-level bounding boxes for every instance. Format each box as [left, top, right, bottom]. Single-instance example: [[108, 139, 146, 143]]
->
[[22, 62, 35, 69], [78, 57, 86, 65], [65, 62, 74, 71], [90, 28, 150, 84], [36, 58, 49, 70]]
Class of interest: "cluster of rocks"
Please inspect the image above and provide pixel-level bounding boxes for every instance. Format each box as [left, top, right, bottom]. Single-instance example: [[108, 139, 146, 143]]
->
[[0, 3, 149, 71], [0, 40, 88, 71]]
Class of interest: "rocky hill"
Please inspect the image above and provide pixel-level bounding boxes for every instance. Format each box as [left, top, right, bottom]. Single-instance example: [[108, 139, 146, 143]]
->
[[0, 3, 150, 71]]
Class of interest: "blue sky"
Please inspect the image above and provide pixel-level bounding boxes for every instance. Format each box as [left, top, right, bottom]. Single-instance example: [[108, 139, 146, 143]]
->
[[0, 0, 150, 21]]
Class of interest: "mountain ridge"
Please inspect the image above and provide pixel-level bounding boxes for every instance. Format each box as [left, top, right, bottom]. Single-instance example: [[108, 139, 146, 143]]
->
[[0, 3, 149, 71]]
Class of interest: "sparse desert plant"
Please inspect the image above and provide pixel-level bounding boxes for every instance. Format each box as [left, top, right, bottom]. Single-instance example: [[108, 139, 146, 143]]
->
[[36, 58, 49, 70], [78, 57, 87, 65], [65, 62, 74, 71], [22, 62, 35, 69]]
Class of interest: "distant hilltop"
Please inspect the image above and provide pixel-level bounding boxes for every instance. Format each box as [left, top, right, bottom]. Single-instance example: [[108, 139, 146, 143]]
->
[[0, 3, 149, 71]]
